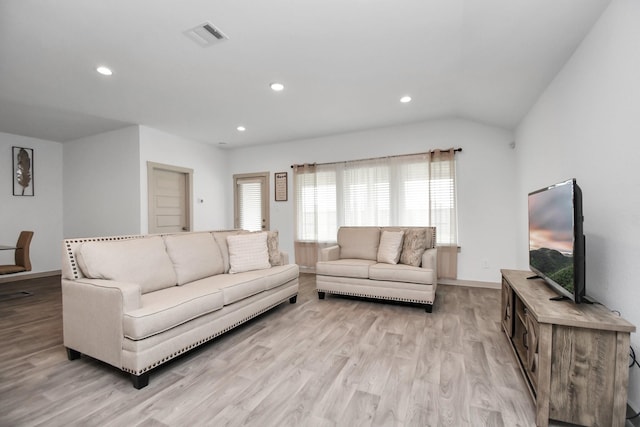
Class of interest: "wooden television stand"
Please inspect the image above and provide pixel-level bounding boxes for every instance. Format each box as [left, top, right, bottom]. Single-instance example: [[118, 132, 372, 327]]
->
[[501, 269, 635, 427]]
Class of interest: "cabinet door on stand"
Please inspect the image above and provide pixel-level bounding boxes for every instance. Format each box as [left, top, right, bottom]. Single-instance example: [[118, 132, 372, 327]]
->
[[501, 279, 514, 337], [525, 313, 540, 392]]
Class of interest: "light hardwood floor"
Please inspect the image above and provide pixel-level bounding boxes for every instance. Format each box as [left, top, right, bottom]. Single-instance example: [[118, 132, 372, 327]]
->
[[0, 273, 615, 426]]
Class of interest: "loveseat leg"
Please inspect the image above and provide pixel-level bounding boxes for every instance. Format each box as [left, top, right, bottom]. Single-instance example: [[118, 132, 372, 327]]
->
[[318, 291, 325, 300], [289, 295, 297, 304], [425, 304, 433, 313], [131, 372, 150, 389], [66, 347, 81, 360]]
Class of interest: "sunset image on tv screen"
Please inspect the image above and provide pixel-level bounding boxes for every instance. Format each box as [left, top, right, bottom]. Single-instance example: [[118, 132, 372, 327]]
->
[[528, 182, 575, 292]]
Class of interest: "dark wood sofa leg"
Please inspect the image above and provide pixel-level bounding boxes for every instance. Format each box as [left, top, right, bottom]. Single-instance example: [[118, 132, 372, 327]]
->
[[318, 291, 325, 300], [131, 372, 150, 389], [66, 347, 81, 360], [289, 295, 297, 304], [425, 303, 433, 313]]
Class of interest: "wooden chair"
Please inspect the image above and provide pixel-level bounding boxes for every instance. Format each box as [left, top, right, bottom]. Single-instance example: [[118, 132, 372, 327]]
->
[[0, 231, 34, 275]]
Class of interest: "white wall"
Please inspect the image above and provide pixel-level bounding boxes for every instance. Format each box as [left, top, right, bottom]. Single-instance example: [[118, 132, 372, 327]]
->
[[139, 126, 230, 233], [0, 132, 63, 274], [227, 118, 517, 283], [515, 0, 640, 409], [63, 126, 141, 238]]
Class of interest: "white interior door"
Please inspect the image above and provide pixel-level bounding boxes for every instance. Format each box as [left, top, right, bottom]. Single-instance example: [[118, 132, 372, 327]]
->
[[148, 162, 193, 234], [234, 173, 269, 232]]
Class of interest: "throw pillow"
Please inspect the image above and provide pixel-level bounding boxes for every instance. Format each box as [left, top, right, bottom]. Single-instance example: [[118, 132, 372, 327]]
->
[[212, 230, 244, 273], [399, 228, 427, 267], [227, 232, 271, 274], [267, 230, 283, 266], [377, 230, 405, 264]]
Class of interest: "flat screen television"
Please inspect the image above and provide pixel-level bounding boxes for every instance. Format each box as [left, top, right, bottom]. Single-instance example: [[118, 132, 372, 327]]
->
[[528, 178, 585, 303]]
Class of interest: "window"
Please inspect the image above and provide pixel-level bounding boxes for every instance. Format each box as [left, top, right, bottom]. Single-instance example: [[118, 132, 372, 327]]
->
[[293, 150, 458, 245]]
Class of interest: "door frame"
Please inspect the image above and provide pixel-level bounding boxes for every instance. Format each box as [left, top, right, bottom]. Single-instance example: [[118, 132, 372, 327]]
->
[[147, 161, 194, 234], [233, 172, 270, 231]]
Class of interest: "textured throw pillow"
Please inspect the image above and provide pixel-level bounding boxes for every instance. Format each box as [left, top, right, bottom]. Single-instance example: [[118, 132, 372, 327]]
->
[[212, 230, 244, 273], [377, 230, 405, 264], [227, 232, 271, 274], [267, 230, 283, 266], [399, 228, 427, 267]]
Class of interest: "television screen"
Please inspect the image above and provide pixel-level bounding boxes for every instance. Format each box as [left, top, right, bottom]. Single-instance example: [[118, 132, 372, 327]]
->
[[528, 179, 584, 302]]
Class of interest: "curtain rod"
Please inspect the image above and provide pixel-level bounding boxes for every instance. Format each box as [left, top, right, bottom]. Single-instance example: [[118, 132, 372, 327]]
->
[[290, 148, 462, 169]]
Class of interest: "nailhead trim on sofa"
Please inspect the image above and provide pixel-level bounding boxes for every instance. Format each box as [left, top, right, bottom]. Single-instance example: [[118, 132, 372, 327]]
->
[[315, 288, 433, 305], [121, 295, 292, 375]]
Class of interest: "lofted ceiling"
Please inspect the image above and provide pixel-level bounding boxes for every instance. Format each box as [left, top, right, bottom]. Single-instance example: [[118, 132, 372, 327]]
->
[[0, 0, 611, 147]]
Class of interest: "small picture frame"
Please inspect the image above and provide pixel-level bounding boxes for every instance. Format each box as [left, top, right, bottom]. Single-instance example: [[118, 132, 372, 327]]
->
[[275, 172, 287, 201], [12, 146, 34, 196]]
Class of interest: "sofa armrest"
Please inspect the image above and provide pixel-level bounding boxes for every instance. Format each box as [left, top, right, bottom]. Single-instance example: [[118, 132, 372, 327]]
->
[[320, 245, 340, 262], [421, 248, 438, 285], [62, 278, 142, 368], [280, 251, 289, 265]]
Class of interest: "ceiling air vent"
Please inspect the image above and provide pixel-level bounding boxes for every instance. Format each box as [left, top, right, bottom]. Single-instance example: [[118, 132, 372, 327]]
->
[[184, 22, 229, 47]]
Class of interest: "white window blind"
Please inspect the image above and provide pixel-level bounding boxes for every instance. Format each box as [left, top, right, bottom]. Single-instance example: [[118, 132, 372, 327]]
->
[[238, 180, 262, 232]]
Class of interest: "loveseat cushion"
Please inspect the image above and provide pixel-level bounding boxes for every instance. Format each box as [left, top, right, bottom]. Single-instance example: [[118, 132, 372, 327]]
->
[[316, 259, 377, 279], [338, 227, 381, 260], [164, 232, 224, 285], [123, 280, 224, 340], [77, 236, 177, 294], [369, 263, 435, 285]]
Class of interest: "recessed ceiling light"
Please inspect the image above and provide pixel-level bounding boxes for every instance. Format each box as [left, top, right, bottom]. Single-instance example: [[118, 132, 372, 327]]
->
[[400, 96, 412, 103], [270, 82, 285, 92], [236, 126, 246, 132], [96, 66, 113, 76]]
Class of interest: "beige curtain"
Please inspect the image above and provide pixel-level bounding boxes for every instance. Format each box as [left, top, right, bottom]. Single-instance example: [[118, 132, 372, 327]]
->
[[293, 164, 319, 270], [430, 149, 458, 279]]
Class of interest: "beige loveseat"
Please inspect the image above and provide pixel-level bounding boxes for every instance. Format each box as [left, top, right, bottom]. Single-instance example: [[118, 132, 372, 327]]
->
[[316, 226, 437, 312], [61, 230, 298, 389]]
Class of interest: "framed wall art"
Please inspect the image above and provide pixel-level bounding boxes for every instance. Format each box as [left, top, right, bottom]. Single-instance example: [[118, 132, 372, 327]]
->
[[274, 172, 287, 201], [12, 146, 34, 196]]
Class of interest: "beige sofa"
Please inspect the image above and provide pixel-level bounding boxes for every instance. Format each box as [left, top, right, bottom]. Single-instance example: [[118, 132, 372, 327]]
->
[[316, 226, 437, 312], [61, 230, 298, 389]]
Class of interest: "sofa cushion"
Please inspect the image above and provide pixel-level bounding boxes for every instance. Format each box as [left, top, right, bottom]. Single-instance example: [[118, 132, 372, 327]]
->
[[316, 259, 377, 279], [338, 227, 381, 260], [369, 263, 435, 285], [377, 230, 404, 264], [261, 264, 299, 290], [77, 236, 177, 294], [399, 228, 428, 267], [189, 271, 267, 305], [123, 281, 224, 340], [212, 230, 245, 273], [227, 232, 271, 274], [164, 232, 224, 285]]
